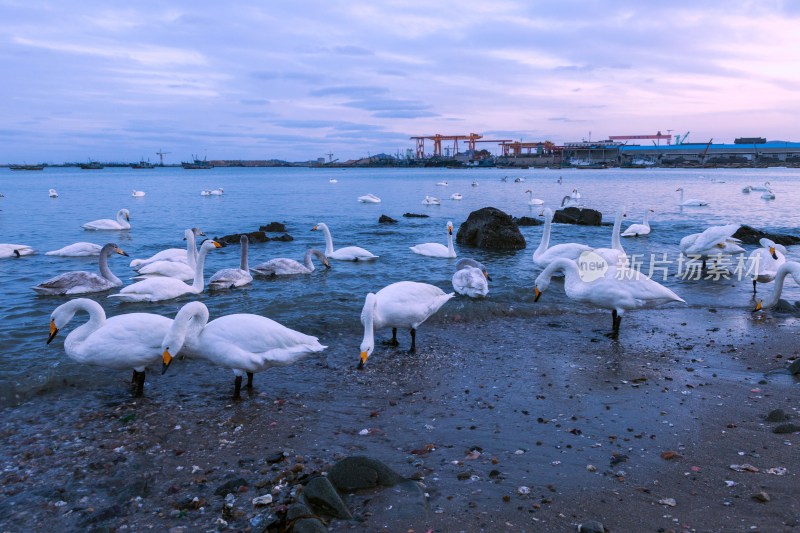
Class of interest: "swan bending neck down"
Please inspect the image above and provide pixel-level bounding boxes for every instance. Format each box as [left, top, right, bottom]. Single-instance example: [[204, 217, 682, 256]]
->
[[311, 222, 378, 261], [452, 258, 490, 298], [208, 235, 253, 290], [250, 249, 330, 276], [410, 221, 456, 258], [534, 257, 684, 337], [748, 238, 786, 293], [109, 240, 221, 302], [755, 261, 800, 311], [161, 301, 326, 399], [533, 208, 592, 268], [47, 298, 173, 396], [33, 243, 128, 295]]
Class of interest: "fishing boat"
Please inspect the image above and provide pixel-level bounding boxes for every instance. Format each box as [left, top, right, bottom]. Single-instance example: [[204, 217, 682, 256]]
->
[[80, 161, 104, 170], [131, 160, 156, 169], [9, 164, 44, 171], [182, 155, 213, 169]]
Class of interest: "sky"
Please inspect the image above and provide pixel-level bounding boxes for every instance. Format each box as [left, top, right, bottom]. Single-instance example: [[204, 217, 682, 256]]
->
[[2, 1, 799, 164]]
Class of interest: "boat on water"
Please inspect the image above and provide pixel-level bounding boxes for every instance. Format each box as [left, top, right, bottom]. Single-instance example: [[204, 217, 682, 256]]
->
[[131, 160, 156, 169], [9, 164, 45, 171], [80, 161, 104, 170], [182, 155, 213, 169]]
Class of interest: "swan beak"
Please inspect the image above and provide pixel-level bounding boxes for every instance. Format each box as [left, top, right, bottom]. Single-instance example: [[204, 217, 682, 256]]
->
[[161, 349, 173, 374], [311, 225, 319, 231], [115, 247, 129, 257], [47, 320, 59, 344], [125, 213, 130, 221], [534, 287, 542, 302], [324, 259, 331, 269], [357, 351, 369, 369], [212, 241, 222, 248], [484, 271, 492, 281], [769, 247, 778, 260], [752, 300, 763, 313]]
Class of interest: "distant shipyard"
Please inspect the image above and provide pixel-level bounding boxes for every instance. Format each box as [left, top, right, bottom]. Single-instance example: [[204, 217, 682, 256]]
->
[[6, 131, 800, 170]]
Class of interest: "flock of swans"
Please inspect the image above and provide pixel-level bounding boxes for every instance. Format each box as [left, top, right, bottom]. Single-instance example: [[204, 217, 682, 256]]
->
[[4, 176, 799, 400]]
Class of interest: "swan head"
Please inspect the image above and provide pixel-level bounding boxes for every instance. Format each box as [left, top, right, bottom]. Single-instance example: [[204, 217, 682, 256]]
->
[[47, 318, 60, 344], [311, 223, 326, 232], [192, 227, 205, 236], [120, 209, 130, 221], [752, 299, 763, 313], [675, 187, 684, 192], [447, 221, 453, 235], [199, 239, 223, 251], [102, 243, 129, 257], [358, 293, 378, 369], [47, 299, 89, 344]]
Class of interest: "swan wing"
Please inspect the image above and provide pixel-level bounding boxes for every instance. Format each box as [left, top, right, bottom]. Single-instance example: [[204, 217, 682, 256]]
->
[[251, 258, 308, 276], [621, 223, 650, 237], [375, 282, 454, 329], [45, 243, 103, 256], [452, 267, 489, 297], [77, 314, 173, 369], [109, 277, 192, 302], [329, 246, 378, 261], [136, 260, 194, 280], [0, 244, 35, 258], [208, 268, 253, 289], [33, 271, 118, 295]]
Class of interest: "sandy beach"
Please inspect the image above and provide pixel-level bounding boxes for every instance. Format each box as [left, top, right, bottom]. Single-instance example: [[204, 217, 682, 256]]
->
[[1, 304, 799, 533]]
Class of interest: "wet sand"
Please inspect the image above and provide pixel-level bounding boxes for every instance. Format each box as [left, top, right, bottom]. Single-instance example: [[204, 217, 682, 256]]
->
[[1, 305, 799, 532]]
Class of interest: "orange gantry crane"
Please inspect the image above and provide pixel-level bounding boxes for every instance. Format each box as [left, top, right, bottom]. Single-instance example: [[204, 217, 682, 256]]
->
[[409, 133, 513, 158], [608, 131, 673, 145]]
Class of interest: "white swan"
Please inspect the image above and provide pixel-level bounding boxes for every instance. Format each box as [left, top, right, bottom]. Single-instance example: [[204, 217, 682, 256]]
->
[[108, 240, 221, 302], [514, 177, 525, 183], [450, 193, 463, 200], [311, 222, 378, 261], [742, 185, 753, 193], [329, 178, 338, 183], [586, 207, 628, 270], [532, 207, 592, 269], [129, 228, 204, 270], [0, 244, 35, 258], [535, 257, 684, 337], [46, 242, 103, 257], [250, 248, 329, 276], [751, 181, 771, 192], [358, 193, 381, 203], [679, 224, 745, 268], [452, 258, 490, 298], [621, 208, 654, 237], [359, 281, 454, 368], [47, 298, 173, 396], [676, 187, 709, 207], [208, 235, 253, 290], [754, 261, 800, 311], [747, 238, 787, 293], [49, 188, 58, 198], [761, 188, 776, 200], [422, 195, 441, 205], [161, 301, 326, 399], [436, 181, 448, 186], [525, 189, 544, 206], [410, 221, 456, 258], [132, 230, 204, 280], [82, 209, 131, 230], [200, 190, 211, 196], [33, 243, 128, 295], [132, 190, 145, 197], [210, 188, 224, 196], [471, 180, 478, 187]]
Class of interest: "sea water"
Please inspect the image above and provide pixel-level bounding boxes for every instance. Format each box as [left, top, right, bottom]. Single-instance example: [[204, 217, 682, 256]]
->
[[0, 166, 798, 404]]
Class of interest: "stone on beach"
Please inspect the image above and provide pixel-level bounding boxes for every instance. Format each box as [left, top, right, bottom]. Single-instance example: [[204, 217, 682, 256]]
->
[[456, 207, 526, 250]]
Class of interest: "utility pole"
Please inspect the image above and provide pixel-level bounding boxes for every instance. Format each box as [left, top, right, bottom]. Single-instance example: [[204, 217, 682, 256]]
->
[[156, 149, 171, 166]]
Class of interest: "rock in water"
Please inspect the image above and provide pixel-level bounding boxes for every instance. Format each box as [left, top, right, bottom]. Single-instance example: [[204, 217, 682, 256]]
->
[[552, 206, 602, 226], [456, 207, 526, 250], [259, 222, 287, 232], [301, 476, 352, 519], [733, 225, 800, 245], [379, 214, 397, 224], [328, 456, 404, 491], [513, 216, 543, 226]]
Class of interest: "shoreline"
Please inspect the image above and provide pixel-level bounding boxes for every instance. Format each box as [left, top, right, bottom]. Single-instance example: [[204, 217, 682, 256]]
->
[[1, 305, 798, 532]]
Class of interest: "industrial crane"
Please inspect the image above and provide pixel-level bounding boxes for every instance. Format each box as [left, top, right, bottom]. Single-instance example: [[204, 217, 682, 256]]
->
[[674, 131, 691, 145]]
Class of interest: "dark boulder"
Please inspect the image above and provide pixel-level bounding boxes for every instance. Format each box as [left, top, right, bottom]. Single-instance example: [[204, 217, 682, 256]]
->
[[456, 207, 526, 250], [328, 456, 404, 492], [403, 213, 429, 218], [259, 222, 286, 232], [271, 234, 294, 242], [216, 231, 268, 245], [513, 216, 543, 227], [553, 207, 602, 226], [733, 225, 800, 246], [379, 214, 398, 224]]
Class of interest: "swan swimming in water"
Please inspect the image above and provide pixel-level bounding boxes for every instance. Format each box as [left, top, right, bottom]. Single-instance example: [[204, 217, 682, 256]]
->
[[49, 188, 58, 198], [761, 188, 776, 200], [82, 209, 131, 230], [359, 281, 454, 368], [108, 240, 221, 302], [676, 187, 709, 206], [0, 244, 35, 258], [131, 190, 145, 197], [436, 181, 448, 186], [621, 208, 654, 237], [751, 181, 771, 192], [250, 248, 329, 276], [129, 227, 204, 270], [161, 301, 326, 399], [33, 243, 128, 295], [200, 190, 211, 196], [47, 298, 173, 396], [534, 257, 684, 337], [329, 178, 338, 183], [208, 235, 253, 290], [210, 188, 224, 196], [357, 193, 381, 203], [525, 189, 544, 206], [451, 258, 490, 298], [532, 207, 592, 269], [747, 238, 787, 293], [422, 195, 441, 205], [311, 222, 378, 261], [754, 261, 800, 311], [46, 242, 103, 257], [450, 193, 462, 200], [410, 221, 456, 258]]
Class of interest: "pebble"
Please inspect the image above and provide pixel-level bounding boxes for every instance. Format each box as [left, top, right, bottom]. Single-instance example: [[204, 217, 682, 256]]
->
[[658, 498, 677, 507], [252, 494, 273, 506], [752, 491, 771, 503]]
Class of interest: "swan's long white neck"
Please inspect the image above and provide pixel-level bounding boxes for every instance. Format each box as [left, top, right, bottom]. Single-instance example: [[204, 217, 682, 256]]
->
[[642, 209, 651, 226], [763, 263, 800, 308], [319, 224, 334, 256], [116, 210, 130, 229], [611, 208, 625, 253], [192, 244, 212, 291], [185, 230, 198, 270], [535, 209, 553, 259], [446, 225, 455, 256], [164, 302, 210, 356], [361, 293, 376, 351], [240, 238, 249, 270], [98, 244, 122, 285], [59, 299, 106, 359], [678, 189, 684, 203]]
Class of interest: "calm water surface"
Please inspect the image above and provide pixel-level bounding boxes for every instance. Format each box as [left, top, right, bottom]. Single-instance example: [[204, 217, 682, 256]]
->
[[1, 166, 798, 405]]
